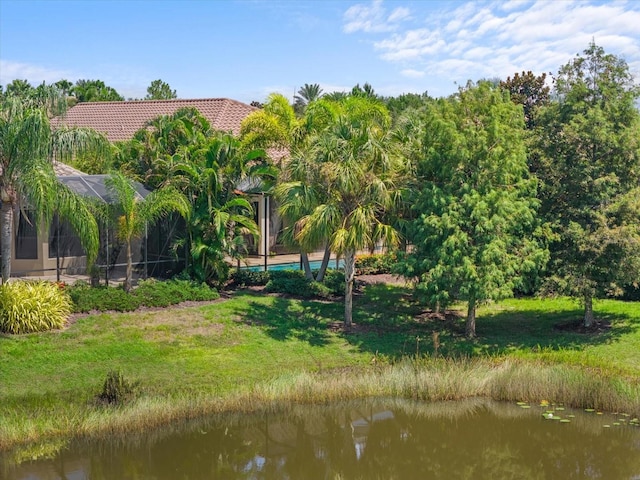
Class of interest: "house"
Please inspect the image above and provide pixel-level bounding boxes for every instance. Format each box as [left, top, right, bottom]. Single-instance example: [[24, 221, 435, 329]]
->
[[9, 161, 151, 279], [50, 98, 255, 141], [10, 98, 277, 278]]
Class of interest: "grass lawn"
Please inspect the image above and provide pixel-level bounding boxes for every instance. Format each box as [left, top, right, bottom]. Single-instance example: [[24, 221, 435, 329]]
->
[[1, 283, 639, 449]]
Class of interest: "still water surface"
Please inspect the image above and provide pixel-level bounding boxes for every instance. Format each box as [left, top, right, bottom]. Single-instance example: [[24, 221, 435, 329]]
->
[[3, 398, 640, 479]]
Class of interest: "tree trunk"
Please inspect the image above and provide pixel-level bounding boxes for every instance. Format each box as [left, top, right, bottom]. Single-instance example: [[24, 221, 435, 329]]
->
[[344, 249, 356, 329], [0, 199, 13, 284], [315, 245, 331, 283], [124, 239, 132, 292], [300, 251, 313, 280], [583, 294, 595, 328], [466, 298, 477, 338]]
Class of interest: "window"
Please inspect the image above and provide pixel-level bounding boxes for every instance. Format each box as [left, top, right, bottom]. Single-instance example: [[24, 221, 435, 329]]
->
[[15, 210, 38, 259], [49, 215, 85, 258]]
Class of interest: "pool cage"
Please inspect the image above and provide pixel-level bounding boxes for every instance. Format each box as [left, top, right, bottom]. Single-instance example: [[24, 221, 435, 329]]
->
[[53, 175, 185, 284]]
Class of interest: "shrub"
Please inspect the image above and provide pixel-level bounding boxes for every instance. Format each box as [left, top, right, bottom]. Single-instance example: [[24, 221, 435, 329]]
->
[[67, 284, 140, 313], [230, 269, 270, 287], [0, 281, 71, 334], [133, 278, 218, 307], [265, 270, 310, 296], [67, 279, 219, 313], [355, 253, 397, 275], [97, 370, 139, 405], [321, 269, 345, 296], [264, 270, 338, 299]]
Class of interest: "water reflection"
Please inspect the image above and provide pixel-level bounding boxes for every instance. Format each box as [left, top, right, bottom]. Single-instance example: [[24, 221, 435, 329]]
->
[[4, 398, 640, 479]]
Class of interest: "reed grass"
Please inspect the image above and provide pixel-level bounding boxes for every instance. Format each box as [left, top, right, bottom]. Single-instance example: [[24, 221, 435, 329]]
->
[[2, 357, 638, 450]]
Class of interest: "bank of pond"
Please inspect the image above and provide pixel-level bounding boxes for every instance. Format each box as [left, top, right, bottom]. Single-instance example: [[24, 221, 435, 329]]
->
[[1, 284, 639, 476], [3, 397, 640, 479]]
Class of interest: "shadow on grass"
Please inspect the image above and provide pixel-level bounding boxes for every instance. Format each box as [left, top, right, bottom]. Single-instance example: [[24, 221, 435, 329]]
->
[[230, 286, 640, 360], [231, 291, 341, 347]]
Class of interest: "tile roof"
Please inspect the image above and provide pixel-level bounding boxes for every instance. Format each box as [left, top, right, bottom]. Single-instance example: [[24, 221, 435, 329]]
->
[[53, 160, 86, 176], [51, 98, 257, 142]]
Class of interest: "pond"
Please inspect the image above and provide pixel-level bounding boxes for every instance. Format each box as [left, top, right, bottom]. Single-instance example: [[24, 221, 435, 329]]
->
[[3, 398, 640, 479]]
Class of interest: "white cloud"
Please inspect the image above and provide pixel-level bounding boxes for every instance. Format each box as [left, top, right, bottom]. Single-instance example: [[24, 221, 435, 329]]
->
[[401, 69, 425, 78], [344, 0, 640, 88], [343, 0, 412, 33], [388, 6, 411, 23], [0, 60, 74, 86]]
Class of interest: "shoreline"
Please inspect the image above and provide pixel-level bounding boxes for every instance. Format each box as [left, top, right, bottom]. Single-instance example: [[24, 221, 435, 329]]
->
[[2, 357, 639, 452]]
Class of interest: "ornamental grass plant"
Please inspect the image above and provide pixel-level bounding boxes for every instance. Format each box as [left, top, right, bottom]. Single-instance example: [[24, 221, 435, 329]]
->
[[0, 281, 71, 334]]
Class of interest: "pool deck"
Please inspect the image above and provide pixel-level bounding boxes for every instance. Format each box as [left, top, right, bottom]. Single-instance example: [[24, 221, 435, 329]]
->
[[10, 250, 342, 284]]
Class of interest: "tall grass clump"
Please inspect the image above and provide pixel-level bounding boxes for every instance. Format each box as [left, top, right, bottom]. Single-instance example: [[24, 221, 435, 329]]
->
[[97, 370, 140, 405], [0, 281, 71, 334]]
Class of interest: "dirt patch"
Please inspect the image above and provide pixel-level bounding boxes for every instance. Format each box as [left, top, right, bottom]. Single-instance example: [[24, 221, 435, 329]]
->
[[554, 318, 612, 334]]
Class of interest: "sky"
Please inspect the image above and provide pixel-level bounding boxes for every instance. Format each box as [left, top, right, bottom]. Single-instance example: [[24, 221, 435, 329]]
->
[[1, 0, 639, 104]]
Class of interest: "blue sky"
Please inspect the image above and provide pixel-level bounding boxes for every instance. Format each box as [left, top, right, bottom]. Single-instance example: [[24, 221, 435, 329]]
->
[[1, 0, 639, 103]]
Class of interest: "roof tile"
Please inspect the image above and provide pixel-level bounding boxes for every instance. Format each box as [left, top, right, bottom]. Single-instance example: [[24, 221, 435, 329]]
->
[[51, 98, 257, 142]]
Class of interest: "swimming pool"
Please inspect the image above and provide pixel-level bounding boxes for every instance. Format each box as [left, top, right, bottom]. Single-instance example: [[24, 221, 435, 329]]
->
[[245, 258, 344, 272]]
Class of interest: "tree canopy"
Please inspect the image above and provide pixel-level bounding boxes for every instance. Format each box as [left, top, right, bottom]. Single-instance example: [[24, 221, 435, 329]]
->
[[145, 79, 177, 100], [533, 42, 640, 327], [398, 82, 546, 337], [500, 71, 550, 129], [276, 95, 402, 327], [72, 79, 124, 102]]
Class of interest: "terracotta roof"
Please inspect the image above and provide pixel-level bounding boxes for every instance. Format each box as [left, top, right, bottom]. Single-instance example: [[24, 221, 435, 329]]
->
[[51, 98, 257, 142], [53, 160, 86, 176]]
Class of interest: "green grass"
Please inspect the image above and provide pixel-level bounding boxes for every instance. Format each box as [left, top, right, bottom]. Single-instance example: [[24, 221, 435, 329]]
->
[[1, 285, 639, 450]]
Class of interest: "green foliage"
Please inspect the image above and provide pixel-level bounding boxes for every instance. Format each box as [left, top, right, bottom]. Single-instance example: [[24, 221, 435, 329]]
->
[[144, 79, 177, 100], [105, 170, 190, 292], [67, 278, 218, 313], [275, 94, 401, 326], [68, 284, 140, 312], [117, 107, 269, 288], [97, 370, 139, 405], [169, 133, 268, 287], [231, 268, 343, 297], [500, 71, 550, 129], [294, 83, 324, 116], [534, 42, 640, 326], [1, 93, 105, 282], [399, 81, 547, 337], [383, 91, 431, 121], [0, 281, 71, 334], [230, 269, 270, 287], [133, 278, 218, 307], [72, 79, 123, 102], [355, 253, 397, 275], [320, 268, 345, 296]]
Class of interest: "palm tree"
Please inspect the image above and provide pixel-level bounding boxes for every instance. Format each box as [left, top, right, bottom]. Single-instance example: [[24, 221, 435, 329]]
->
[[105, 171, 190, 292], [294, 83, 324, 116], [0, 93, 105, 283], [117, 107, 210, 189], [278, 96, 402, 327], [164, 133, 271, 285], [240, 93, 299, 154], [242, 94, 339, 279]]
